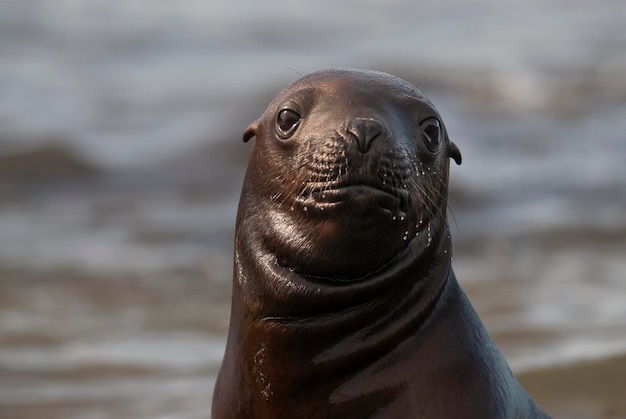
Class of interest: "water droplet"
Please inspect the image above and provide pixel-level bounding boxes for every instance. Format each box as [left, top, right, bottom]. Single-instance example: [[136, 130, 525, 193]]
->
[[402, 235, 408, 241], [400, 215, 405, 221], [290, 206, 295, 211], [392, 215, 397, 221], [303, 207, 308, 212], [444, 250, 448, 254]]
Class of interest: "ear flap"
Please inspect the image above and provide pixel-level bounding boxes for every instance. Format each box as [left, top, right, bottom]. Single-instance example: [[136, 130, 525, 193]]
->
[[243, 120, 260, 143], [448, 141, 462, 165]]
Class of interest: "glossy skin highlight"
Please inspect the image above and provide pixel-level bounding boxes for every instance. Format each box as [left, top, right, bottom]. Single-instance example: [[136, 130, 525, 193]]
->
[[212, 69, 549, 418]]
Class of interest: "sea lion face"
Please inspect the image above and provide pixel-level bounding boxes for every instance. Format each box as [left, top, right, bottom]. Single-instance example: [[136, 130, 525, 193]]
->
[[241, 69, 461, 280]]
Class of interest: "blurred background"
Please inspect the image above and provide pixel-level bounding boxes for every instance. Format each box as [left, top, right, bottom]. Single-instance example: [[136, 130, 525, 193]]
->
[[0, 0, 625, 418]]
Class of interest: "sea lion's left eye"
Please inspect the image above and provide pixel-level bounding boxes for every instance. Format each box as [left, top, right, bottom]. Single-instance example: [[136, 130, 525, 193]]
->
[[276, 109, 301, 139], [420, 117, 442, 153]]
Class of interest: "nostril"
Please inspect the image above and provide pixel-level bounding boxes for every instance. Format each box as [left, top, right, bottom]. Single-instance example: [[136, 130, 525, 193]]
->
[[351, 118, 383, 153]]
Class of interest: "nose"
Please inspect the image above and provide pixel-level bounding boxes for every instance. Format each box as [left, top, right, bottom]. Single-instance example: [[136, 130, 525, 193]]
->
[[349, 118, 384, 154]]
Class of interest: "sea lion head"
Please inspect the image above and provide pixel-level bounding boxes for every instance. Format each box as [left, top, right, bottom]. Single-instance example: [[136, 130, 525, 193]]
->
[[239, 69, 461, 281]]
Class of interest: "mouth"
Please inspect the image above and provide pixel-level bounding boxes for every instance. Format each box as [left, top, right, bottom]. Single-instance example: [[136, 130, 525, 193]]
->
[[295, 181, 409, 215]]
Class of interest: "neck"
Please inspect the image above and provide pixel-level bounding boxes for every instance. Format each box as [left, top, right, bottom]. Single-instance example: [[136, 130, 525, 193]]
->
[[220, 214, 455, 413]]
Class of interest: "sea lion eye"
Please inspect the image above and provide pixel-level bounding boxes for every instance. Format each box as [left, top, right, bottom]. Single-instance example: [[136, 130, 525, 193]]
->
[[420, 117, 442, 153], [276, 109, 301, 139]]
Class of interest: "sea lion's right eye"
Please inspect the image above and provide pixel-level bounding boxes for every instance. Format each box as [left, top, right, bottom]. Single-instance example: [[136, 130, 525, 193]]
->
[[276, 109, 301, 139]]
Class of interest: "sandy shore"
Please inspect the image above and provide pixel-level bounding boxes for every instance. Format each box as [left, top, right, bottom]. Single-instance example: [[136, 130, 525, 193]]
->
[[519, 354, 626, 419]]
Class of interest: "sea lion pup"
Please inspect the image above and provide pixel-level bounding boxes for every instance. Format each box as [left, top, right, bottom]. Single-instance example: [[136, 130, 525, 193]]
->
[[212, 69, 549, 418]]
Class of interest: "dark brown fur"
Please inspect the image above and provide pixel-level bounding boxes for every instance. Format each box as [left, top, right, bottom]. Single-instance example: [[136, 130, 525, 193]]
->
[[212, 69, 549, 418]]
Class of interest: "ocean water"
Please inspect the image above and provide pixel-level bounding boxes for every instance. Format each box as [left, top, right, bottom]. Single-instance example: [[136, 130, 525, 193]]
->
[[0, 1, 625, 417]]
